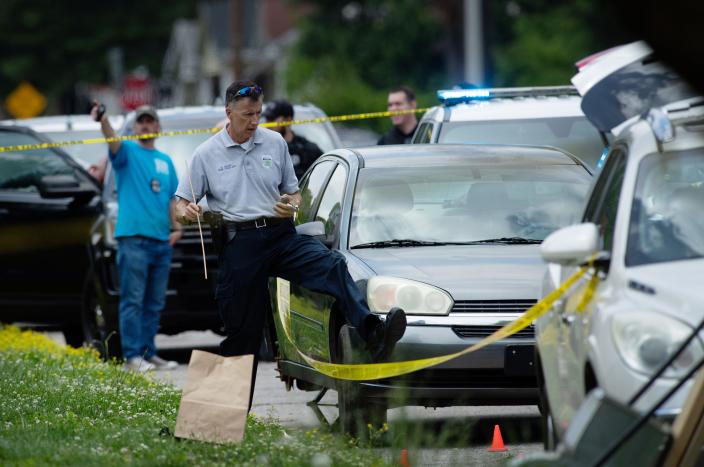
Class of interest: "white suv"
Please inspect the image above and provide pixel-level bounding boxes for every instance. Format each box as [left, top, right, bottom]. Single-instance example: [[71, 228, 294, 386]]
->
[[535, 42, 704, 448], [412, 86, 606, 169]]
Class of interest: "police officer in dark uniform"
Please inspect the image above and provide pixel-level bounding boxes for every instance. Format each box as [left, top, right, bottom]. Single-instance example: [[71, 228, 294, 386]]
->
[[264, 99, 323, 178], [174, 81, 407, 404]]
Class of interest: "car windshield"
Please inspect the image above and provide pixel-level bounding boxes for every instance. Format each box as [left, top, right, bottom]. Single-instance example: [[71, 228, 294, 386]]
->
[[44, 129, 106, 166], [626, 149, 704, 266], [349, 163, 591, 247], [293, 122, 336, 152], [438, 117, 604, 168], [0, 132, 73, 193], [104, 115, 221, 200]]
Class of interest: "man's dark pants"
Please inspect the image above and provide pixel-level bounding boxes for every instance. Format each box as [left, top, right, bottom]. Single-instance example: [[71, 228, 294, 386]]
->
[[215, 219, 378, 406]]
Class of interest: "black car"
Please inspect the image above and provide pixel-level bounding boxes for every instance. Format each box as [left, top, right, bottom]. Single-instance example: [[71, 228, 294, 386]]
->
[[0, 125, 102, 344]]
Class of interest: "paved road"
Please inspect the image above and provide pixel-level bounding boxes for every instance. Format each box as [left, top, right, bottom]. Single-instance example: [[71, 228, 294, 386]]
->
[[153, 332, 544, 465]]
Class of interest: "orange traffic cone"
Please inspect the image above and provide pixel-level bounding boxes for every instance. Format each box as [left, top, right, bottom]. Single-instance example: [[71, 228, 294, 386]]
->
[[400, 448, 410, 467], [488, 424, 508, 452]]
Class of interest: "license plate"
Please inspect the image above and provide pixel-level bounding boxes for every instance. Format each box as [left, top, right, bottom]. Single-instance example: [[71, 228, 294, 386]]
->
[[504, 345, 535, 377]]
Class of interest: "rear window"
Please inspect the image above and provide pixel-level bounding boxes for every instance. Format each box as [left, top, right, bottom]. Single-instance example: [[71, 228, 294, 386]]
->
[[437, 117, 604, 168], [581, 58, 699, 133]]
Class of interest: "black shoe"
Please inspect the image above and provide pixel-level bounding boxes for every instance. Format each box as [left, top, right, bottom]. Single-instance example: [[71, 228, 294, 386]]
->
[[367, 307, 407, 362]]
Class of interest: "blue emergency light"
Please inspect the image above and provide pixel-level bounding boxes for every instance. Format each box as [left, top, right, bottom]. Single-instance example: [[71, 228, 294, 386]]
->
[[437, 85, 578, 106], [437, 89, 492, 105]]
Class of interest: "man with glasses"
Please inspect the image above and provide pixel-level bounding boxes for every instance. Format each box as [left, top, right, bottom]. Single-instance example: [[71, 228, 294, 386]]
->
[[174, 80, 406, 403]]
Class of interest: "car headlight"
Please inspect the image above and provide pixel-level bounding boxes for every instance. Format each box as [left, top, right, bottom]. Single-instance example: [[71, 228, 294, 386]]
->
[[611, 310, 704, 379], [367, 276, 453, 315]]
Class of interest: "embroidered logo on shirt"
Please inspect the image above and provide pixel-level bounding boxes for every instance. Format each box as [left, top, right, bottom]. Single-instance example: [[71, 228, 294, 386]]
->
[[154, 159, 169, 175], [218, 163, 237, 172], [262, 155, 273, 168]]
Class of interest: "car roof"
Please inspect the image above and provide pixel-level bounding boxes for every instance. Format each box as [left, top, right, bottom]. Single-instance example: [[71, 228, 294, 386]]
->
[[0, 114, 124, 133], [349, 144, 583, 168], [421, 95, 585, 123]]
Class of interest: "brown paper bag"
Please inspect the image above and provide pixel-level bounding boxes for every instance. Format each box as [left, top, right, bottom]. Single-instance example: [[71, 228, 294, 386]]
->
[[174, 350, 253, 444]]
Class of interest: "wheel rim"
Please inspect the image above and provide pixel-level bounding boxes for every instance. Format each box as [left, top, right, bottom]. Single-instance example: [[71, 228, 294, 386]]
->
[[545, 411, 557, 450], [83, 295, 110, 353]]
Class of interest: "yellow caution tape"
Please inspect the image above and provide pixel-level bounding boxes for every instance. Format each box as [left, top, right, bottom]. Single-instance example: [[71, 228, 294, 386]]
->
[[276, 265, 594, 381], [575, 271, 599, 313], [0, 108, 430, 153]]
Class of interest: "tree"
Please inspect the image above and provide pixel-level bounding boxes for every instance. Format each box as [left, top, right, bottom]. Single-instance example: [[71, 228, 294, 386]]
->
[[286, 0, 447, 132], [0, 0, 196, 116], [487, 0, 634, 86]]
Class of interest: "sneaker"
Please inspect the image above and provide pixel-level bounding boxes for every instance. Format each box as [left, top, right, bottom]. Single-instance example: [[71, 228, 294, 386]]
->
[[124, 357, 156, 373], [367, 307, 407, 362], [146, 355, 179, 370]]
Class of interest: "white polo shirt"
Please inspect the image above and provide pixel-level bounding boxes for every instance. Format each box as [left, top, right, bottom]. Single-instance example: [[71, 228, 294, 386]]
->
[[176, 126, 299, 221]]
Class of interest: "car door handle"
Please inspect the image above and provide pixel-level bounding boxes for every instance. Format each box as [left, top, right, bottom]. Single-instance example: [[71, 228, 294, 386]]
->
[[561, 314, 576, 325]]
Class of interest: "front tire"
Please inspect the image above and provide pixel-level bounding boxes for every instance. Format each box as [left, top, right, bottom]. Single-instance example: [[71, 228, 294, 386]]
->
[[536, 349, 559, 450], [337, 325, 387, 437], [82, 281, 121, 359]]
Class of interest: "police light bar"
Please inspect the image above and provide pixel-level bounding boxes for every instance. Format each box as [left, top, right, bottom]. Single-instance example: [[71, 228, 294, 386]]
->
[[437, 86, 578, 106]]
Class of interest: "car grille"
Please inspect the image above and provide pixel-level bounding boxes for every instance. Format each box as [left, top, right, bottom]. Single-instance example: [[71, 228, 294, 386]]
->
[[451, 299, 537, 314], [452, 325, 535, 339], [169, 225, 219, 295], [380, 368, 537, 388], [173, 225, 218, 261]]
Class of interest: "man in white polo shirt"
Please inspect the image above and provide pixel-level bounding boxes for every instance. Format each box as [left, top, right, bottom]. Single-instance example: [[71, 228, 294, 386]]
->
[[173, 81, 406, 399]]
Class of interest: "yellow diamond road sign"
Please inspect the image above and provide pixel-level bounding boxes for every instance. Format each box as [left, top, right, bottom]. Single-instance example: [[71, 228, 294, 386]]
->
[[5, 81, 47, 119]]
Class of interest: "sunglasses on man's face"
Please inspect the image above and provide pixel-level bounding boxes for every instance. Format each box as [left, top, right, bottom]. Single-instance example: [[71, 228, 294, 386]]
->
[[235, 85, 262, 97]]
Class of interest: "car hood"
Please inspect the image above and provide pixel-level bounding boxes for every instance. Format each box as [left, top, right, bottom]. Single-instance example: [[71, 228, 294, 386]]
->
[[626, 258, 704, 325], [351, 244, 546, 300]]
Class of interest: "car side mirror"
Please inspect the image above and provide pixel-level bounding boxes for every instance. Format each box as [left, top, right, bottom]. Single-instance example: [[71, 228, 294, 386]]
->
[[540, 223, 599, 265], [38, 174, 98, 200], [295, 220, 332, 247]]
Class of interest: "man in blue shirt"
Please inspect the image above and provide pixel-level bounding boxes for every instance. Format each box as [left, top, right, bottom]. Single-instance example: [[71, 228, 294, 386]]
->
[[91, 103, 181, 372]]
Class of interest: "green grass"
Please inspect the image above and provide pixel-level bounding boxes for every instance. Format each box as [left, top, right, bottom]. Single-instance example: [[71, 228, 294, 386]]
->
[[0, 325, 386, 466]]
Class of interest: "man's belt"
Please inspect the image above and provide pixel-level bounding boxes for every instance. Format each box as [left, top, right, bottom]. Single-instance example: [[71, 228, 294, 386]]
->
[[225, 217, 288, 231]]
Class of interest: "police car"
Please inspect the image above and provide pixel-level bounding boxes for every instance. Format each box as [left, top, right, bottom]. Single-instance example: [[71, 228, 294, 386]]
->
[[413, 86, 606, 169]]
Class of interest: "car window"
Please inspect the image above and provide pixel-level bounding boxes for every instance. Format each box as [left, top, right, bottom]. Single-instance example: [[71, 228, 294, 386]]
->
[[349, 163, 591, 246], [413, 123, 433, 144], [44, 130, 107, 166], [293, 123, 336, 153], [296, 160, 336, 224], [315, 164, 347, 236], [0, 132, 74, 193], [626, 148, 704, 266], [585, 149, 626, 252], [438, 117, 604, 168], [105, 114, 223, 200]]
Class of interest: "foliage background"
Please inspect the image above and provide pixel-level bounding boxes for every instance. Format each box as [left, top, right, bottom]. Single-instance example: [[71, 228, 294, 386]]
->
[[0, 0, 196, 114], [286, 0, 633, 132], [0, 0, 634, 124]]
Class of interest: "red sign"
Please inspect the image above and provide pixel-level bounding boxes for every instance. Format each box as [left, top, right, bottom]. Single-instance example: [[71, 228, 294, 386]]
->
[[121, 74, 153, 110]]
